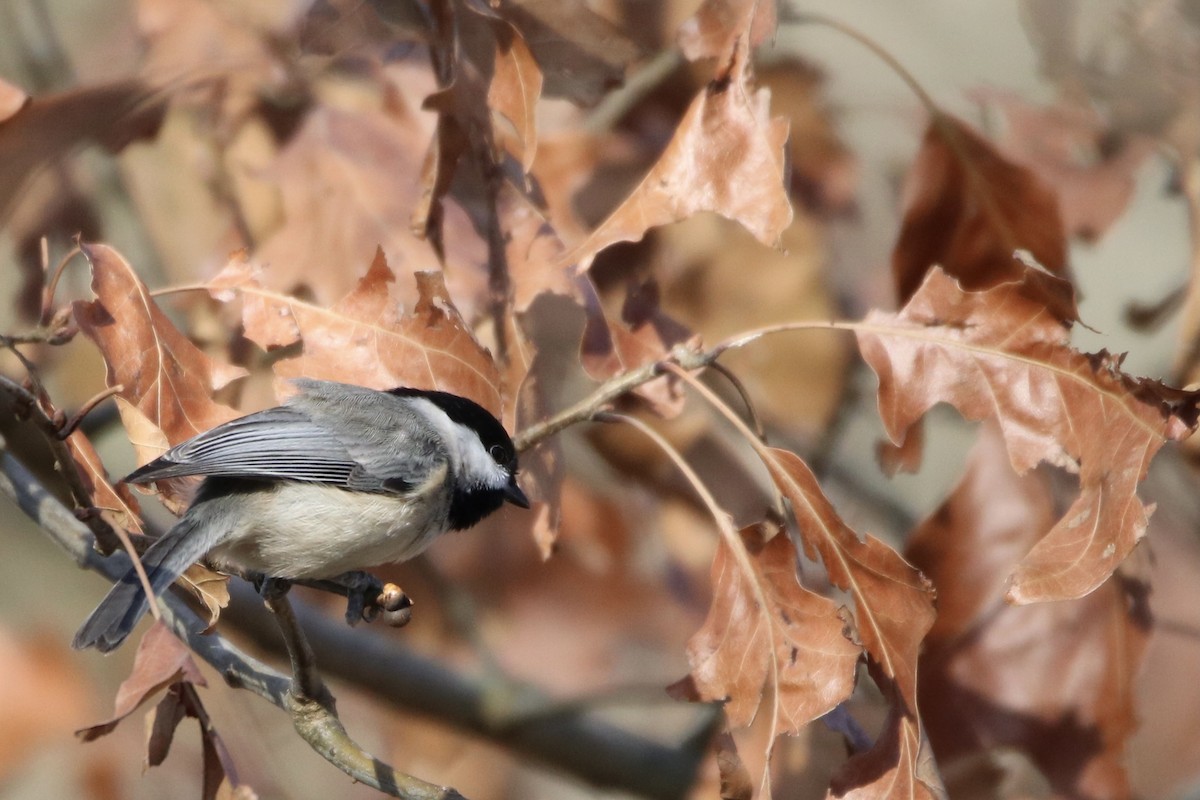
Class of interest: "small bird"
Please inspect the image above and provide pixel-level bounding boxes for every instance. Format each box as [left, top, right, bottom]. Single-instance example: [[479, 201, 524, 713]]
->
[[74, 379, 529, 652]]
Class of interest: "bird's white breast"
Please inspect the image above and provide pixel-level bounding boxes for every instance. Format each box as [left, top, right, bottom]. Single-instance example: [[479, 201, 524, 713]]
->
[[208, 466, 450, 578]]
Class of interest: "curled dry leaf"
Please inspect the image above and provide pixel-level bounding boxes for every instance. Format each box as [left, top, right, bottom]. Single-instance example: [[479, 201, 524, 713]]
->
[[908, 426, 1149, 798], [761, 448, 939, 798], [211, 247, 504, 416], [180, 564, 232, 634], [671, 526, 858, 733], [893, 113, 1073, 320], [857, 268, 1200, 603], [557, 47, 791, 272], [76, 622, 205, 742], [73, 243, 245, 508], [677, 0, 778, 63]]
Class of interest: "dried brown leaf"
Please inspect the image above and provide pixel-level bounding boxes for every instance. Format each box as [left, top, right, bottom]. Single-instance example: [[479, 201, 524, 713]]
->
[[765, 450, 933, 707], [77, 622, 205, 741], [909, 426, 1149, 799], [677, 0, 778, 62], [857, 268, 1200, 602], [73, 243, 244, 507], [675, 526, 858, 733], [253, 98, 484, 311], [761, 448, 938, 797], [557, 50, 791, 272], [893, 114, 1073, 320], [214, 248, 504, 416]]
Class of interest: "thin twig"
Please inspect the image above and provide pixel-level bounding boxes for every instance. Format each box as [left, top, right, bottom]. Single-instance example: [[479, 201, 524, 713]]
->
[[0, 373, 122, 552]]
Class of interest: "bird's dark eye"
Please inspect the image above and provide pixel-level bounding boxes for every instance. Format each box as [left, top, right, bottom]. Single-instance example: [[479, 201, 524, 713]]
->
[[488, 444, 507, 463]]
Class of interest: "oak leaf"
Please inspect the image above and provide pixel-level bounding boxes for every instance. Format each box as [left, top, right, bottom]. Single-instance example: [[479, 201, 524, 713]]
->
[[761, 448, 939, 798], [673, 526, 859, 733], [212, 248, 504, 417], [857, 268, 1199, 602]]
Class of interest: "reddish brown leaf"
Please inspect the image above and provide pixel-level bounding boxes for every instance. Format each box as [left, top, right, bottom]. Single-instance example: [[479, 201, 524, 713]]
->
[[677, 0, 778, 62], [213, 248, 504, 416], [893, 113, 1073, 320], [830, 707, 945, 800], [675, 526, 858, 733], [73, 243, 245, 508], [557, 50, 791, 271], [489, 24, 543, 172], [908, 426, 1149, 799], [857, 268, 1200, 602], [77, 622, 205, 741]]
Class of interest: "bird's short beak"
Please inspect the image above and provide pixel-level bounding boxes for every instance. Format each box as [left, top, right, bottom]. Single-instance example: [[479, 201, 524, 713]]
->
[[504, 478, 530, 509]]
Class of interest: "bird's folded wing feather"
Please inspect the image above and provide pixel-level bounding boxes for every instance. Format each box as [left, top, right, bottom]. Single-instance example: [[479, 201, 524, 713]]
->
[[123, 407, 361, 486]]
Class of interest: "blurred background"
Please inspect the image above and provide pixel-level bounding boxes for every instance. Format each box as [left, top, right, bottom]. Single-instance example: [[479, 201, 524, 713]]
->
[[3, 1, 1200, 798]]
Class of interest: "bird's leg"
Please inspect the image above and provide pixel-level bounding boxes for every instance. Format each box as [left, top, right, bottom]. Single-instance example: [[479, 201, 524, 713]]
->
[[290, 571, 413, 628]]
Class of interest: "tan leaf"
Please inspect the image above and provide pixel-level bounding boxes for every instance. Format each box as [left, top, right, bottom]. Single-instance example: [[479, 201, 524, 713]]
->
[[856, 268, 1199, 602], [214, 248, 504, 416], [677, 0, 777, 62], [908, 426, 1149, 799], [77, 621, 205, 741], [557, 49, 791, 272], [180, 564, 231, 633], [674, 526, 858, 733], [893, 113, 1074, 321]]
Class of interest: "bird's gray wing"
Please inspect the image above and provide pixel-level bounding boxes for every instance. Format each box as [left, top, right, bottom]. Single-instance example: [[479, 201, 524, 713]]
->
[[283, 379, 445, 492], [123, 406, 363, 487]]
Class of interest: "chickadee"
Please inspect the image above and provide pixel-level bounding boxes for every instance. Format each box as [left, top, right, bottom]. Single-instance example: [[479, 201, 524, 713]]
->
[[74, 379, 529, 652]]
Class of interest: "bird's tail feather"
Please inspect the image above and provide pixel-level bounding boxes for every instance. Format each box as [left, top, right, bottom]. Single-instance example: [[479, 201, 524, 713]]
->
[[73, 516, 213, 653]]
